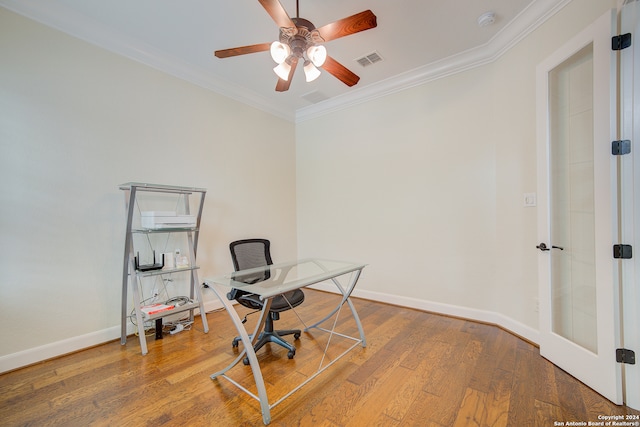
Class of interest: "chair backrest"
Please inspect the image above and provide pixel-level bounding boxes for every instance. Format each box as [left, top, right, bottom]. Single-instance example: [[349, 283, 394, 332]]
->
[[230, 239, 273, 271], [228, 239, 273, 304]]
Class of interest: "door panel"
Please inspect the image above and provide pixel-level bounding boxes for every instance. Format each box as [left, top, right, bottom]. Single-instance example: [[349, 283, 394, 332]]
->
[[536, 10, 622, 404], [548, 43, 598, 354]]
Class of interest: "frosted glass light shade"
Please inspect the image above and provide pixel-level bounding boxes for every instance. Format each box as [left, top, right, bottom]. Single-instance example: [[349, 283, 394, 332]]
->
[[303, 61, 321, 82], [270, 41, 290, 64], [307, 45, 327, 67], [273, 61, 292, 80]]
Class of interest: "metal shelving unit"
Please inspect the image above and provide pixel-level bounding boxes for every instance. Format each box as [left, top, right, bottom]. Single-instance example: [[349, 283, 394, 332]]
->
[[119, 182, 209, 355]]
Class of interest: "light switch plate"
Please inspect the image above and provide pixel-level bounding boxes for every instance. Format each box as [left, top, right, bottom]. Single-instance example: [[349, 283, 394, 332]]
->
[[523, 192, 537, 207]]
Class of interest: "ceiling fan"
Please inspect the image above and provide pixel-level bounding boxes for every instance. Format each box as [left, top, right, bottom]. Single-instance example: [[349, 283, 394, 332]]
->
[[214, 0, 377, 92]]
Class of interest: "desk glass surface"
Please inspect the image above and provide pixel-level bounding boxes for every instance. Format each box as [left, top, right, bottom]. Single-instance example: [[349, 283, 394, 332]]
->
[[205, 258, 366, 299]]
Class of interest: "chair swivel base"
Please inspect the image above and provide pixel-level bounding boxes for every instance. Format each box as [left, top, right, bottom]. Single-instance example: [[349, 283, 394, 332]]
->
[[233, 329, 301, 365]]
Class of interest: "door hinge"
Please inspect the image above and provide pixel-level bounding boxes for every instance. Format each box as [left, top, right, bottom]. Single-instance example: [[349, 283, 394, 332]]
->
[[612, 140, 631, 155], [612, 33, 632, 51], [616, 348, 636, 365], [613, 244, 633, 259]]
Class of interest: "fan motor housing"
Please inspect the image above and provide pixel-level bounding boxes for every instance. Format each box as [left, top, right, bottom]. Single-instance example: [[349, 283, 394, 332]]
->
[[289, 37, 307, 57], [292, 17, 315, 31], [282, 17, 320, 58]]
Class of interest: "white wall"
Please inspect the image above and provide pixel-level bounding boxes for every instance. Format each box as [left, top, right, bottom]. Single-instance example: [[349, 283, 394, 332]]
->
[[0, 8, 296, 368], [0, 0, 617, 371], [297, 68, 498, 301], [296, 0, 616, 340]]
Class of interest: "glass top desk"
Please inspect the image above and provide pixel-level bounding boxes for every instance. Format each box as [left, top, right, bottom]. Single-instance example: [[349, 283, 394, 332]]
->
[[204, 258, 367, 425]]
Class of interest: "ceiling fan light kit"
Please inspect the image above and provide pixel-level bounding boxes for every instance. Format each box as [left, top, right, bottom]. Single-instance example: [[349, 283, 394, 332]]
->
[[271, 19, 326, 82], [214, 0, 377, 92], [306, 45, 327, 67], [303, 60, 321, 82], [273, 61, 292, 80], [270, 41, 291, 64]]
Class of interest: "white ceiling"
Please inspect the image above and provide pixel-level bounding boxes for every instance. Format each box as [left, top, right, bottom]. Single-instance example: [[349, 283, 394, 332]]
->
[[1, 0, 569, 121]]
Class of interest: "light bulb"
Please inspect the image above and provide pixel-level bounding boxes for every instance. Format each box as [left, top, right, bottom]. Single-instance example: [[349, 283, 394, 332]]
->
[[303, 61, 321, 82], [307, 45, 327, 67], [273, 61, 292, 81], [270, 41, 290, 64]]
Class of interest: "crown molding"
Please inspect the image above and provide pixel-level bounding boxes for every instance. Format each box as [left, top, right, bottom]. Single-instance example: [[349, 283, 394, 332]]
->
[[295, 0, 572, 122], [0, 0, 295, 122], [2, 0, 571, 124]]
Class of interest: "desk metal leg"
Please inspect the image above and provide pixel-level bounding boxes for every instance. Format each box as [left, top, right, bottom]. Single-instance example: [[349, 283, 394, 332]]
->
[[208, 284, 273, 425], [207, 265, 366, 425], [305, 268, 366, 347]]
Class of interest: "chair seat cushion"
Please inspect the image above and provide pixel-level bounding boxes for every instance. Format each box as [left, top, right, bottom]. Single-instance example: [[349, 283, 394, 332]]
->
[[270, 289, 305, 311]]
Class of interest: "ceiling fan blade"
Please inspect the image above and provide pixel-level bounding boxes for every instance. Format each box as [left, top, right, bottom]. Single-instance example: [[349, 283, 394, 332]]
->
[[215, 43, 271, 58], [321, 56, 360, 87], [275, 57, 299, 92], [258, 0, 295, 28], [316, 10, 377, 42], [275, 78, 290, 92]]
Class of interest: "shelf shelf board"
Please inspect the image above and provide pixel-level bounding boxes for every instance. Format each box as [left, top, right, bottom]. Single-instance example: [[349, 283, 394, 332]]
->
[[142, 301, 201, 321], [119, 182, 206, 194], [131, 227, 198, 234], [135, 266, 199, 277]]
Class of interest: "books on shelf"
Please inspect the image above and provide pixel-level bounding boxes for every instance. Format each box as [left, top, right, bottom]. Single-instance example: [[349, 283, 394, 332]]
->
[[140, 303, 175, 316]]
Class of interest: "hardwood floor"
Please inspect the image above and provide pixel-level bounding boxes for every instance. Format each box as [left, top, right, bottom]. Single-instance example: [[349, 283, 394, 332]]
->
[[1, 289, 638, 426]]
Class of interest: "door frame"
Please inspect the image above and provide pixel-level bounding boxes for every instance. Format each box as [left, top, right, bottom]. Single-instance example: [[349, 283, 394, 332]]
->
[[619, 0, 640, 411]]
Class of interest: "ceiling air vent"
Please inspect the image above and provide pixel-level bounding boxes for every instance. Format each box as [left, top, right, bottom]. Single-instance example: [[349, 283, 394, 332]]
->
[[356, 51, 383, 67], [301, 90, 330, 104]]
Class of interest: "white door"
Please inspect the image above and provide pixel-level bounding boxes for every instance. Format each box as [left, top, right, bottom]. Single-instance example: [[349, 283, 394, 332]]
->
[[536, 10, 622, 404]]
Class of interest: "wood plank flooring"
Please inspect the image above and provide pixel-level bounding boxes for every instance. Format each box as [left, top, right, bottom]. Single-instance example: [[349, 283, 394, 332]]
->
[[1, 289, 638, 426]]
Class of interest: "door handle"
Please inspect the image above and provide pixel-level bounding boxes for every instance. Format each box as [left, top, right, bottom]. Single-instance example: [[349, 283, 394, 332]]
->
[[537, 243, 564, 251], [536, 243, 550, 251]]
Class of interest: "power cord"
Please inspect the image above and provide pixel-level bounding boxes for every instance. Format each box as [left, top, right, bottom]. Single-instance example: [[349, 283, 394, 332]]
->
[[241, 309, 261, 324]]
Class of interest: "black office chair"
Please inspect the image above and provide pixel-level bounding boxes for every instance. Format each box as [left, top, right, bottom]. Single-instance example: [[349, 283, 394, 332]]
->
[[228, 239, 304, 362]]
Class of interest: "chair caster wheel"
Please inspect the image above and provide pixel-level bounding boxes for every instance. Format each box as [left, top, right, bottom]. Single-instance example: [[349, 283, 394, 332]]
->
[[287, 350, 295, 359], [243, 357, 250, 365], [294, 333, 300, 340], [232, 341, 239, 348]]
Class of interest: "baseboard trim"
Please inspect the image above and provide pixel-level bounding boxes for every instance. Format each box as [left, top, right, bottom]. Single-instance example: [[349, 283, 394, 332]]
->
[[0, 327, 121, 374], [0, 290, 538, 373], [309, 283, 540, 345], [0, 299, 226, 374]]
